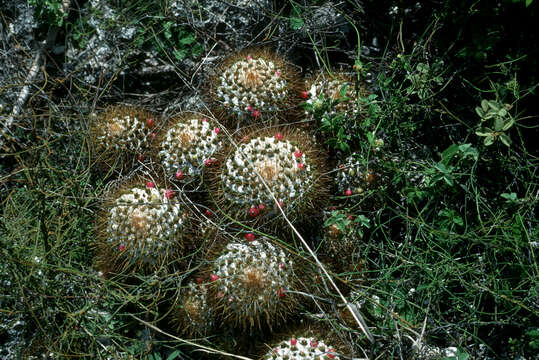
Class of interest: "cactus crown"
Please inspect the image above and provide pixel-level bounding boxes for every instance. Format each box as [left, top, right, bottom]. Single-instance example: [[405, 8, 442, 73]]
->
[[157, 113, 223, 180], [335, 154, 379, 197], [211, 239, 295, 330], [91, 105, 156, 167], [214, 128, 328, 226], [98, 181, 189, 272], [215, 49, 296, 119], [173, 282, 214, 336], [264, 336, 340, 359]]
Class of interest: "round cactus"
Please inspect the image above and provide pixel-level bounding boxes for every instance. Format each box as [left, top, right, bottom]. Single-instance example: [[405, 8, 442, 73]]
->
[[172, 281, 214, 336], [156, 113, 224, 182], [264, 336, 341, 359], [208, 238, 296, 331], [334, 154, 381, 198], [304, 72, 368, 121], [90, 105, 158, 168], [96, 179, 191, 273], [213, 128, 329, 227], [212, 49, 300, 121]]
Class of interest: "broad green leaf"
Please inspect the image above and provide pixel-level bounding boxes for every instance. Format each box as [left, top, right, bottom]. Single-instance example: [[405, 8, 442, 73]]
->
[[481, 99, 489, 112], [290, 17, 304, 30], [494, 116, 504, 131], [526, 0, 533, 7], [475, 106, 484, 118], [498, 108, 507, 117], [487, 100, 500, 111], [499, 133, 512, 147], [502, 118, 514, 131], [484, 135, 495, 146], [475, 128, 492, 137], [166, 351, 181, 360], [179, 33, 196, 45]]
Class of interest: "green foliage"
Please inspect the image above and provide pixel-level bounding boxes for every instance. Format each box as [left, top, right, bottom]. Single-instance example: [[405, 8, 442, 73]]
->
[[29, 0, 67, 26], [475, 99, 515, 146]]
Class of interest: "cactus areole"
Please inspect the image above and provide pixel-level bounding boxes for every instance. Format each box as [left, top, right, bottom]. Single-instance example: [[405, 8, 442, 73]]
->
[[264, 336, 340, 359]]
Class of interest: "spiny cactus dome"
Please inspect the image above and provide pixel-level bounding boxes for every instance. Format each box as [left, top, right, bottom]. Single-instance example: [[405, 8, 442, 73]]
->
[[264, 336, 340, 360], [157, 114, 223, 181], [98, 182, 189, 271], [91, 105, 157, 167], [335, 154, 379, 197], [216, 129, 327, 224], [173, 281, 214, 336], [215, 50, 298, 119], [209, 238, 295, 330]]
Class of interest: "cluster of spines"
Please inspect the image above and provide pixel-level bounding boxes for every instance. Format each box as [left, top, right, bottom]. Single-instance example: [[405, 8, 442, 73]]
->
[[156, 113, 223, 181], [96, 180, 190, 273], [264, 336, 340, 360], [172, 280, 214, 336], [207, 237, 296, 331], [334, 154, 379, 197], [213, 49, 300, 121]]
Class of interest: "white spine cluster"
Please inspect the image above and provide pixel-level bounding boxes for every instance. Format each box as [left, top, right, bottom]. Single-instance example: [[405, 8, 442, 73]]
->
[[159, 117, 222, 178], [306, 77, 358, 119], [178, 282, 214, 334], [217, 57, 288, 115], [265, 337, 339, 360], [213, 240, 293, 314], [106, 186, 187, 265], [97, 114, 152, 152], [335, 155, 374, 196], [221, 136, 313, 209]]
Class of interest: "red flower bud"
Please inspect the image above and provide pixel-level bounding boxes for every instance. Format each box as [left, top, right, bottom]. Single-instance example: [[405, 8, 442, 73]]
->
[[137, 154, 144, 161], [196, 277, 203, 284], [310, 340, 318, 348], [205, 209, 213, 216], [165, 189, 174, 199], [252, 109, 261, 118], [301, 90, 309, 99], [245, 233, 255, 242], [175, 170, 184, 180], [246, 55, 252, 60], [249, 207, 259, 217], [297, 163, 305, 170], [274, 132, 283, 141], [275, 70, 281, 77], [258, 203, 267, 211], [210, 274, 219, 282], [345, 188, 352, 196], [118, 244, 126, 251], [150, 132, 156, 139], [146, 181, 155, 188], [214, 127, 220, 134], [290, 338, 297, 346], [278, 287, 286, 298], [294, 149, 303, 158], [146, 118, 154, 127]]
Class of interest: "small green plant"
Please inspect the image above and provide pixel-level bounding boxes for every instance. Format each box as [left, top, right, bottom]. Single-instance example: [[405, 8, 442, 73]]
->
[[475, 99, 515, 146], [29, 0, 67, 26]]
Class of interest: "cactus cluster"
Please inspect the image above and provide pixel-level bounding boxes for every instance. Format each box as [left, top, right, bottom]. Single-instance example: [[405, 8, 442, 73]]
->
[[216, 129, 327, 225], [209, 238, 295, 330], [264, 336, 340, 360], [157, 114, 223, 181], [305, 73, 365, 120], [91, 105, 157, 167], [215, 50, 297, 119], [334, 154, 379, 197], [98, 182, 190, 271], [173, 281, 214, 336]]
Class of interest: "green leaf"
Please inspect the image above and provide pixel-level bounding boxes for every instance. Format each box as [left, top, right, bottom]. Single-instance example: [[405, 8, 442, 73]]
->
[[526, 0, 533, 7], [494, 116, 504, 131], [475, 106, 484, 118], [173, 49, 187, 60], [166, 350, 181, 360], [481, 99, 489, 112], [339, 84, 349, 99], [502, 118, 514, 131], [179, 33, 196, 45], [290, 17, 304, 30], [487, 100, 500, 111], [501, 192, 518, 202], [484, 135, 495, 146], [499, 133, 512, 147], [476, 127, 493, 137]]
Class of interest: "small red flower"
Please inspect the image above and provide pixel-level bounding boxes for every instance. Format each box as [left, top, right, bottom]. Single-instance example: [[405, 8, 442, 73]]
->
[[345, 188, 352, 196], [146, 118, 154, 127], [297, 163, 305, 170], [165, 189, 174, 199], [258, 203, 267, 211], [204, 158, 213, 166], [290, 338, 297, 346], [210, 274, 219, 282], [274, 132, 283, 141], [248, 207, 259, 217], [347, 215, 354, 221], [205, 209, 213, 216], [278, 200, 285, 208], [252, 109, 261, 118], [196, 277, 203, 284], [301, 90, 309, 99], [310, 340, 318, 348], [118, 244, 126, 251], [137, 154, 144, 161], [246, 105, 252, 112], [246, 55, 252, 60], [150, 132, 156, 139], [245, 233, 255, 242], [214, 127, 220, 134], [278, 287, 286, 298], [294, 149, 303, 158], [241, 135, 250, 143], [175, 170, 184, 180], [202, 117, 208, 122], [275, 70, 281, 77], [327, 349, 336, 358], [146, 181, 155, 188], [279, 262, 285, 270], [330, 206, 336, 211]]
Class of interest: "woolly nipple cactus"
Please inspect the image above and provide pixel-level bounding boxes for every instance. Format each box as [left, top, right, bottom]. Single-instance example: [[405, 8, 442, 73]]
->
[[156, 113, 224, 182], [213, 49, 300, 120], [208, 238, 296, 330], [96, 180, 191, 273], [264, 336, 340, 360], [214, 128, 328, 226], [172, 280, 214, 336], [335, 154, 380, 198], [90, 105, 158, 168], [304, 72, 368, 121]]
